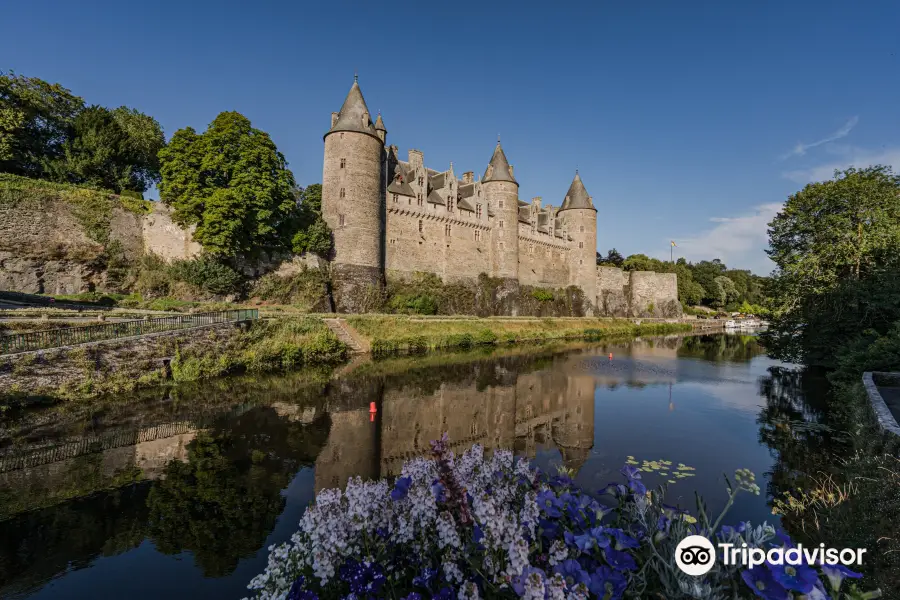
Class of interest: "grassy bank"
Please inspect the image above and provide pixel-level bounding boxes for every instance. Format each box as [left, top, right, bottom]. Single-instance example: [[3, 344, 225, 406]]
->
[[345, 315, 691, 357]]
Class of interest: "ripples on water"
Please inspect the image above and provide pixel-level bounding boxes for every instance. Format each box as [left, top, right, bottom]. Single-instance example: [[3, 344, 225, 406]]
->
[[0, 333, 829, 599]]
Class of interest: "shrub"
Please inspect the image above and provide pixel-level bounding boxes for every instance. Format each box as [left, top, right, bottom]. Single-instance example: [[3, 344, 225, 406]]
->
[[531, 288, 554, 302], [169, 255, 243, 295]]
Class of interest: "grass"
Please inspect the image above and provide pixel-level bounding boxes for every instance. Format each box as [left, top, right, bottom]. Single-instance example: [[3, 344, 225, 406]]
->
[[344, 315, 691, 357]]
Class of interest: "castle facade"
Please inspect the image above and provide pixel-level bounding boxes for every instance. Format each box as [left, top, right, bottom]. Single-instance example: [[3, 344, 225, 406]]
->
[[322, 78, 680, 317]]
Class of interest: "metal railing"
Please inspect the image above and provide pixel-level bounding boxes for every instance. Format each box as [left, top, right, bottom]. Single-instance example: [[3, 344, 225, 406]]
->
[[0, 309, 258, 355]]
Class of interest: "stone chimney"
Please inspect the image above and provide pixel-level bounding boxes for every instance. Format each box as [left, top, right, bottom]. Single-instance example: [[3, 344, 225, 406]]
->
[[462, 171, 474, 184], [408, 149, 424, 169]]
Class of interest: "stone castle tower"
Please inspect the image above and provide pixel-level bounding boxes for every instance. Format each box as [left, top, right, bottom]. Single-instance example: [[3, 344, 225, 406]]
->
[[322, 78, 681, 317]]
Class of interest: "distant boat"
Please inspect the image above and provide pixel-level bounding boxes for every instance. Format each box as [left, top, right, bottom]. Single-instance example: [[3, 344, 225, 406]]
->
[[725, 320, 738, 328], [740, 319, 760, 329]]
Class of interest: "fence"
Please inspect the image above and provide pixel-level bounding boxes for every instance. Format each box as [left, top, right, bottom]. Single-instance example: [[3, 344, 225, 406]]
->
[[0, 309, 258, 355]]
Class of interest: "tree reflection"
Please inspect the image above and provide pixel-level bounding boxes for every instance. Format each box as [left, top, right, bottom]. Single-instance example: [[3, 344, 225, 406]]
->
[[146, 407, 330, 577], [677, 334, 763, 362]]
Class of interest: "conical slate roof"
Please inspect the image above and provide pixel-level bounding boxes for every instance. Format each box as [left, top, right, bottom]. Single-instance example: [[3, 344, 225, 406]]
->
[[327, 78, 378, 138], [374, 113, 386, 131], [559, 171, 595, 212], [482, 142, 517, 184]]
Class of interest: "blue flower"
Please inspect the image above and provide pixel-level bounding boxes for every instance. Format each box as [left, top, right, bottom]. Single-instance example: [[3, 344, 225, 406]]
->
[[607, 528, 640, 549], [412, 567, 438, 590], [588, 566, 627, 600], [574, 527, 610, 552], [537, 489, 563, 517], [620, 465, 642, 480], [391, 476, 412, 501], [604, 547, 637, 571], [628, 478, 647, 495], [431, 481, 447, 502], [741, 569, 790, 600], [510, 566, 546, 595], [767, 562, 818, 593], [603, 483, 630, 498], [432, 588, 455, 600], [821, 563, 862, 591], [539, 518, 559, 540], [340, 559, 386, 596], [553, 559, 591, 588], [286, 576, 318, 600], [656, 514, 671, 533]]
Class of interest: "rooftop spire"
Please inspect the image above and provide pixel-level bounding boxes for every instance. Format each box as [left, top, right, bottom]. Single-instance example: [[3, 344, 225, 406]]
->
[[482, 141, 517, 184], [374, 112, 386, 131], [326, 76, 378, 138], [559, 170, 596, 212]]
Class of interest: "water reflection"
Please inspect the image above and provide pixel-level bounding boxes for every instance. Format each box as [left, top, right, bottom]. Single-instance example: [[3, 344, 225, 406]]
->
[[0, 333, 776, 600]]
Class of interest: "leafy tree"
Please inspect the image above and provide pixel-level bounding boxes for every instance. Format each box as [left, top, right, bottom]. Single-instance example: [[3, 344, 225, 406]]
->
[[598, 248, 624, 267], [621, 253, 655, 272], [690, 260, 727, 304], [711, 275, 738, 308], [290, 183, 333, 256], [764, 166, 900, 365], [0, 71, 84, 177], [680, 278, 705, 306], [42, 105, 164, 193], [158, 112, 297, 259]]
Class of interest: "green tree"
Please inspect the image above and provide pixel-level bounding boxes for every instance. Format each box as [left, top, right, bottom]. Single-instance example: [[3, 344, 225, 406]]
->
[[765, 166, 900, 365], [690, 259, 727, 304], [290, 183, 333, 256], [711, 275, 738, 308], [0, 71, 84, 177], [598, 248, 624, 267], [158, 112, 297, 259], [43, 105, 164, 193]]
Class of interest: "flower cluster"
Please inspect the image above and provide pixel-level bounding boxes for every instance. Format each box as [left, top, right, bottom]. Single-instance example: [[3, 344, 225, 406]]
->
[[246, 438, 878, 599]]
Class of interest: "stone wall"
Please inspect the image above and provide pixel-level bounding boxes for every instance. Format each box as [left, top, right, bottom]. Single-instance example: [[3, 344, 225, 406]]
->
[[141, 203, 201, 262], [596, 267, 682, 318]]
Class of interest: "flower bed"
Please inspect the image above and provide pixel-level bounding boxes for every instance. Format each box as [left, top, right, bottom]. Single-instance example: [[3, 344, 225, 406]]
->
[[246, 435, 879, 599]]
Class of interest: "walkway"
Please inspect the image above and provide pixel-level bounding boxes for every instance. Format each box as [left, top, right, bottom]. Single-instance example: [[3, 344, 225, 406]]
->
[[323, 318, 370, 353]]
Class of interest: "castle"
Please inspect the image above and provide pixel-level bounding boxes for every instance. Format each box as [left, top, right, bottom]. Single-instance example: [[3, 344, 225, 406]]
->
[[322, 78, 680, 317]]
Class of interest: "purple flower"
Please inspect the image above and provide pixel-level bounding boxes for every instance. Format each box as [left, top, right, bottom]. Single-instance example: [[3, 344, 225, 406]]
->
[[433, 588, 455, 600], [510, 566, 546, 595], [537, 489, 563, 518], [620, 465, 642, 480], [589, 566, 627, 599], [553, 559, 591, 588], [821, 563, 862, 591], [607, 528, 639, 549], [600, 483, 629, 498], [402, 595, 423, 600], [656, 514, 671, 533], [742, 569, 790, 600], [391, 476, 412, 501], [539, 518, 559, 540], [604, 547, 637, 571], [767, 562, 818, 593], [628, 478, 647, 495]]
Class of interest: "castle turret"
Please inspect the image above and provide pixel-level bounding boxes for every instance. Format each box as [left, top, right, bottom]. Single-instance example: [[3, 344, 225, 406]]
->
[[483, 141, 519, 283], [559, 171, 597, 313], [322, 77, 386, 312]]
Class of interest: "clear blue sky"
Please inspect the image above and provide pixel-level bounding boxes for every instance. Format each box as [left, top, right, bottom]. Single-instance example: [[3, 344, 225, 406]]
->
[[4, 0, 899, 274]]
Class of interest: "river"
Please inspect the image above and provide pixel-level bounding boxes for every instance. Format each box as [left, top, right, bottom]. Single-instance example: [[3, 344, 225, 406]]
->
[[0, 332, 823, 599]]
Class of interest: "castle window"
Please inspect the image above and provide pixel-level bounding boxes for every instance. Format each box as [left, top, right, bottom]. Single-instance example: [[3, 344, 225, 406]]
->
[[499, 220, 504, 229], [418, 176, 423, 186], [445, 224, 451, 236], [340, 188, 345, 198], [417, 194, 423, 206], [392, 193, 398, 203], [499, 200, 504, 209], [447, 197, 454, 212], [579, 241, 584, 249], [580, 226, 585, 233], [476, 204, 482, 218], [340, 158, 346, 168], [339, 214, 345, 227], [418, 220, 423, 233], [499, 242, 504, 250], [475, 230, 481, 242], [580, 259, 584, 265]]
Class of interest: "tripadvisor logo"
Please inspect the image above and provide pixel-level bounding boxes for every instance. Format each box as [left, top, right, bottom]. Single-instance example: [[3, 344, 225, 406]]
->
[[675, 534, 867, 577]]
